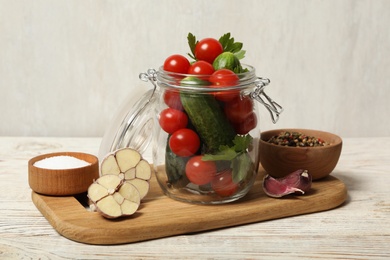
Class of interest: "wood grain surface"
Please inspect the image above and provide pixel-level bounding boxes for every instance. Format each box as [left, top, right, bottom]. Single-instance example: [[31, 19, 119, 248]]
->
[[2, 137, 390, 259], [32, 169, 347, 245]]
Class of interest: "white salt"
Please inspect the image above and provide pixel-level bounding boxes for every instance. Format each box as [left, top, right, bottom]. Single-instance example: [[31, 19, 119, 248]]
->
[[34, 155, 91, 170]]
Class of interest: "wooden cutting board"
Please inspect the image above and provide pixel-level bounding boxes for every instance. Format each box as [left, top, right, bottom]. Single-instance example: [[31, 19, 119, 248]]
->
[[31, 168, 347, 245]]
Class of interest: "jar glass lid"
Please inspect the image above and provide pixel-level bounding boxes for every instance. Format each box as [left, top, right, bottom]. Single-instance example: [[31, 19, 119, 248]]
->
[[98, 88, 157, 161]]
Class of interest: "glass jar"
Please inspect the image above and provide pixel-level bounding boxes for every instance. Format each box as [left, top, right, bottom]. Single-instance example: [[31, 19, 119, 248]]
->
[[99, 64, 283, 204]]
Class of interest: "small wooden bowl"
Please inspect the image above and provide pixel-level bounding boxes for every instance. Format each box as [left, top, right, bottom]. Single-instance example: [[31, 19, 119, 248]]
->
[[28, 152, 99, 196], [259, 129, 342, 180]]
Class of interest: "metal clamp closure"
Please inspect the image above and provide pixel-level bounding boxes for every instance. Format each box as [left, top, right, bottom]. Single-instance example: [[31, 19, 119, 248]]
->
[[251, 77, 283, 123], [139, 68, 158, 90]]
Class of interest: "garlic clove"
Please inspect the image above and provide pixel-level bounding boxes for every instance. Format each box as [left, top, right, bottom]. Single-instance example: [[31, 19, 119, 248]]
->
[[262, 169, 312, 198]]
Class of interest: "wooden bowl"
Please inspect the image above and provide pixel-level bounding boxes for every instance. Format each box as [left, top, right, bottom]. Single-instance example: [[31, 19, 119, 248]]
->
[[259, 129, 342, 180], [28, 152, 99, 196]]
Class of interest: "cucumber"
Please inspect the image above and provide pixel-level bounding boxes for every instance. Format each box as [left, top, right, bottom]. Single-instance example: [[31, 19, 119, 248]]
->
[[180, 91, 236, 153], [165, 139, 189, 188], [181, 76, 210, 86], [213, 52, 243, 73]]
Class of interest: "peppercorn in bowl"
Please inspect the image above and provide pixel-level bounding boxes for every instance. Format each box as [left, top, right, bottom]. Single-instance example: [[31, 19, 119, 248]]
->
[[259, 129, 342, 180]]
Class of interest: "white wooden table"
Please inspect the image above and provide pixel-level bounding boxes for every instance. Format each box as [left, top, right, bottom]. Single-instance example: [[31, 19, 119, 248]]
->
[[1, 136, 389, 259]]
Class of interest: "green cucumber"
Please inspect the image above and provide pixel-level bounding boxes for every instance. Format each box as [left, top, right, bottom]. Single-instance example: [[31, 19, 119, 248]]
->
[[180, 76, 210, 86], [180, 91, 236, 153], [165, 139, 189, 188], [213, 52, 243, 73]]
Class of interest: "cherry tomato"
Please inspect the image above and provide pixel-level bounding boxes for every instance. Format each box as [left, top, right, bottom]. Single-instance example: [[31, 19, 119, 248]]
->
[[210, 87, 240, 102], [169, 129, 200, 157], [233, 112, 257, 135], [211, 170, 238, 197], [163, 54, 191, 74], [163, 90, 183, 110], [209, 69, 240, 102], [224, 95, 254, 123], [187, 61, 215, 80], [209, 69, 239, 86], [159, 108, 188, 134], [194, 38, 223, 64], [185, 156, 217, 185]]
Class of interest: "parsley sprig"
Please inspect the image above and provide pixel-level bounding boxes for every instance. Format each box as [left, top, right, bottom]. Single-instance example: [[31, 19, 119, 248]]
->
[[187, 33, 198, 60], [203, 135, 254, 183], [219, 33, 246, 60]]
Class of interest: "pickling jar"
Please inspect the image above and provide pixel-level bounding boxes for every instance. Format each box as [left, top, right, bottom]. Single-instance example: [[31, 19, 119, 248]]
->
[[99, 64, 283, 204]]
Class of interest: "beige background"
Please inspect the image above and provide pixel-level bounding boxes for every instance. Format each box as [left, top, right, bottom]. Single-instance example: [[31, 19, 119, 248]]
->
[[1, 0, 389, 138]]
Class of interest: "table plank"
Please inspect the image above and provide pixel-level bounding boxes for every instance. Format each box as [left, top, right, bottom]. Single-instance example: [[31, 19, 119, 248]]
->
[[1, 137, 389, 259]]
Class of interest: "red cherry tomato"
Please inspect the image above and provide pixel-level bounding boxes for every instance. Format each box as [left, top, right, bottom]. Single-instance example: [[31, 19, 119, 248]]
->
[[159, 108, 188, 134], [163, 54, 191, 74], [185, 156, 217, 185], [194, 38, 223, 64], [211, 170, 238, 197], [224, 95, 254, 123], [169, 129, 200, 157], [209, 69, 240, 102], [188, 61, 215, 80], [163, 90, 183, 110], [209, 86, 240, 102], [233, 112, 258, 135], [209, 69, 239, 86]]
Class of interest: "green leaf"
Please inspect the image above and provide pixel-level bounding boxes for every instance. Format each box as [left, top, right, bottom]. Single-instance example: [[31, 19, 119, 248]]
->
[[233, 50, 246, 60], [232, 135, 253, 152], [218, 33, 245, 59], [218, 33, 232, 49], [232, 152, 253, 183], [202, 135, 253, 161], [202, 134, 255, 183], [187, 32, 198, 60], [229, 42, 243, 53], [233, 66, 248, 74]]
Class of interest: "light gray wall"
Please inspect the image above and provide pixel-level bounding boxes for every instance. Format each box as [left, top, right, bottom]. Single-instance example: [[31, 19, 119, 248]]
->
[[1, 0, 389, 137]]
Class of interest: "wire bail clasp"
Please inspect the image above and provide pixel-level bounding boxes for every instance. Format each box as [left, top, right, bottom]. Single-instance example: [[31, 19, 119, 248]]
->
[[251, 77, 283, 123], [139, 68, 158, 90]]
